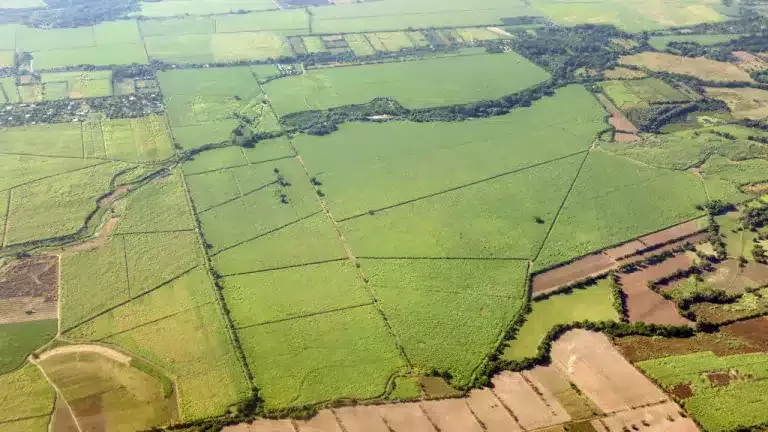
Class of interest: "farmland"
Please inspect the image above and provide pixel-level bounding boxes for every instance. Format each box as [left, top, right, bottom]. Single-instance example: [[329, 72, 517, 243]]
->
[[5, 0, 768, 429]]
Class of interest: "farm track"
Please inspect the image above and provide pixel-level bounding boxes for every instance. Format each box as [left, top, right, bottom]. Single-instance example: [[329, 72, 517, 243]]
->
[[92, 301, 216, 342], [337, 150, 589, 223], [234, 302, 375, 330], [0, 160, 111, 194], [184, 155, 294, 177], [29, 359, 84, 432]]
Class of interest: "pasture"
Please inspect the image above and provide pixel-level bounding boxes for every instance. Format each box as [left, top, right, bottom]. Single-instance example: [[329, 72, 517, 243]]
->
[[705, 86, 768, 119], [502, 278, 617, 361], [265, 51, 550, 114], [0, 320, 57, 374], [620, 52, 754, 82], [600, 77, 689, 109], [0, 363, 55, 427], [648, 33, 746, 50], [639, 352, 768, 431]]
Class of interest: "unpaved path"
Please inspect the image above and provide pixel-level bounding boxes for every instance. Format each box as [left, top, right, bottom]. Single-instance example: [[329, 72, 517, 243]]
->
[[59, 217, 119, 254], [38, 344, 131, 365]]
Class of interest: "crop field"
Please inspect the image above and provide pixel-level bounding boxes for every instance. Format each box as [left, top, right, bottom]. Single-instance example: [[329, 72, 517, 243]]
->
[[638, 352, 768, 431], [39, 350, 176, 432], [502, 278, 617, 361], [265, 51, 550, 114], [600, 78, 689, 109], [5, 0, 768, 428]]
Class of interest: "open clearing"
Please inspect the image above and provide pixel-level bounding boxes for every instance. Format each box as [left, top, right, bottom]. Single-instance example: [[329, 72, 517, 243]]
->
[[620, 52, 754, 82]]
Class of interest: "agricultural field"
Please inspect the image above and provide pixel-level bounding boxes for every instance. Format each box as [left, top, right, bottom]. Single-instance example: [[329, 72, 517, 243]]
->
[[265, 51, 550, 114], [5, 0, 768, 429]]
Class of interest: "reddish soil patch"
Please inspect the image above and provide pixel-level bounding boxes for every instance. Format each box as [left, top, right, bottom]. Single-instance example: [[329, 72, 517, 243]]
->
[[671, 383, 694, 399], [465, 389, 521, 432], [60, 217, 119, 254], [615, 233, 708, 268], [724, 316, 768, 350], [97, 185, 130, 207], [376, 403, 436, 432], [420, 399, 484, 432], [225, 420, 295, 432], [614, 333, 755, 363], [532, 254, 616, 296], [52, 398, 79, 432], [706, 372, 735, 387], [294, 410, 342, 432], [490, 371, 570, 430], [614, 132, 641, 142], [0, 255, 58, 300], [609, 112, 638, 133], [73, 393, 106, 432], [604, 240, 646, 261], [551, 330, 669, 414], [737, 262, 768, 288], [617, 254, 693, 326], [639, 221, 701, 248]]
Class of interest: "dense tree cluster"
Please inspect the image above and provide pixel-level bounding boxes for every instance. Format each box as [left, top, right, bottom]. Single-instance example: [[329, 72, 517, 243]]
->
[[24, 0, 140, 28]]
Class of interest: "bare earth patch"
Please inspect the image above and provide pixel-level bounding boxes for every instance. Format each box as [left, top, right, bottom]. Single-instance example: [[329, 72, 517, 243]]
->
[[550, 330, 669, 414], [592, 401, 698, 432], [465, 388, 521, 432], [60, 217, 119, 254], [671, 383, 694, 399], [420, 399, 483, 432], [532, 254, 616, 296], [294, 409, 342, 432], [491, 371, 570, 430], [604, 240, 646, 261], [617, 254, 693, 326], [226, 420, 295, 432], [638, 221, 702, 248], [614, 132, 641, 142], [620, 52, 754, 83], [39, 344, 131, 365], [0, 255, 58, 324], [376, 403, 436, 432], [334, 406, 390, 432]]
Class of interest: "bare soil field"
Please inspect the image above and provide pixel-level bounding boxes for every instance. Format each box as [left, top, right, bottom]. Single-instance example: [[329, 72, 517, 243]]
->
[[465, 388, 521, 432], [491, 371, 570, 430], [732, 51, 768, 72], [592, 402, 697, 432], [550, 330, 669, 414], [227, 420, 296, 432], [620, 52, 754, 82], [52, 398, 79, 432], [334, 406, 390, 432], [615, 329, 766, 363], [704, 86, 768, 120], [614, 132, 641, 142], [724, 315, 768, 350], [638, 220, 702, 248], [604, 240, 645, 261], [617, 254, 693, 325], [39, 344, 131, 365], [532, 253, 615, 295], [294, 410, 342, 432], [0, 255, 59, 323], [420, 398, 483, 432], [525, 365, 597, 420], [376, 403, 436, 432]]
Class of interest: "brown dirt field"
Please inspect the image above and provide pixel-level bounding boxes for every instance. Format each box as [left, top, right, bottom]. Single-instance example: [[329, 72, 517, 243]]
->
[[376, 403, 436, 432], [294, 409, 342, 432], [692, 302, 755, 324], [334, 406, 389, 432], [671, 383, 693, 399], [620, 52, 754, 83], [618, 254, 693, 326], [609, 113, 638, 134], [60, 217, 119, 254], [639, 221, 701, 248], [614, 331, 760, 363], [733, 51, 768, 73], [0, 255, 58, 300], [525, 365, 598, 420], [532, 254, 616, 295], [736, 262, 768, 288], [706, 371, 736, 387], [724, 316, 768, 349], [615, 233, 709, 268], [420, 399, 483, 432], [551, 330, 668, 414], [491, 371, 571, 430], [604, 240, 645, 261], [52, 398, 80, 432], [591, 402, 697, 432], [465, 388, 521, 432], [614, 132, 641, 142], [0, 296, 57, 324], [225, 420, 295, 432], [74, 393, 107, 432]]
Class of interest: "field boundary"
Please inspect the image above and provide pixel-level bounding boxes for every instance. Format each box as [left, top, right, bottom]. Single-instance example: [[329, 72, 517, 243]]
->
[[112, 228, 196, 236], [2, 188, 10, 247], [358, 256, 529, 261], [0, 160, 111, 194], [235, 301, 375, 329], [93, 300, 216, 342], [220, 257, 348, 277], [211, 210, 322, 256], [183, 155, 294, 177], [29, 359, 84, 432], [337, 150, 589, 222], [197, 180, 277, 214]]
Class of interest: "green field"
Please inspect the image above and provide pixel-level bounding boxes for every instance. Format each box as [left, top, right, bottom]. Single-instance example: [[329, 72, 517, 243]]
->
[[137, 0, 277, 17], [145, 31, 291, 64], [0, 363, 55, 425], [535, 150, 706, 270], [40, 70, 113, 99], [0, 320, 57, 374], [265, 51, 550, 114], [115, 169, 196, 233], [365, 259, 528, 386], [502, 278, 618, 361], [345, 33, 376, 56], [639, 352, 768, 431], [648, 34, 746, 50], [39, 350, 175, 432], [601, 77, 690, 109]]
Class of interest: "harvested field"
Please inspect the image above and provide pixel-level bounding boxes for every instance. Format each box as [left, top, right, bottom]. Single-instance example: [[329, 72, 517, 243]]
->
[[531, 253, 615, 295], [705, 86, 768, 120], [420, 399, 483, 432], [491, 371, 570, 430], [294, 410, 342, 432], [724, 316, 768, 350], [38, 344, 131, 365], [609, 113, 638, 134], [615, 232, 709, 267], [604, 240, 645, 261], [620, 52, 753, 83], [0, 256, 58, 324], [333, 406, 389, 432], [614, 330, 764, 363], [375, 403, 436, 432], [638, 220, 703, 247], [525, 365, 597, 420], [465, 388, 521, 432], [550, 330, 668, 414], [617, 254, 693, 325], [226, 420, 296, 432], [732, 51, 768, 73], [592, 402, 697, 432]]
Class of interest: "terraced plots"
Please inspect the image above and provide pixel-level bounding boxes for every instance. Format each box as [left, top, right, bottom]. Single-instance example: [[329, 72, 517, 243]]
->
[[265, 51, 550, 114]]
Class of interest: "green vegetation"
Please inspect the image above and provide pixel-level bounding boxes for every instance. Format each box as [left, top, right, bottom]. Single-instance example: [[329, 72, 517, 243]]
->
[[600, 77, 689, 109], [40, 70, 113, 99], [115, 170, 196, 234], [0, 320, 57, 374], [265, 51, 550, 114], [39, 350, 175, 432], [364, 259, 528, 386], [639, 352, 768, 431], [238, 305, 405, 409], [648, 34, 746, 50], [502, 278, 618, 361], [536, 150, 706, 270], [389, 377, 421, 400], [0, 363, 55, 424]]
